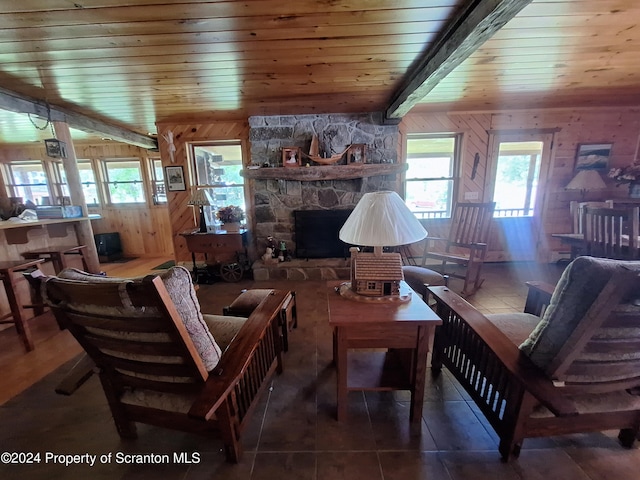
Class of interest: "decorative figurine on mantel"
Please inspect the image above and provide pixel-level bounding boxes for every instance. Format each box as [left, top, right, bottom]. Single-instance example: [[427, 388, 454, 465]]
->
[[266, 236, 277, 255]]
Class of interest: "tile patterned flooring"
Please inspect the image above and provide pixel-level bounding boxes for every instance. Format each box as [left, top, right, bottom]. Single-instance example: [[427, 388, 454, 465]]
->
[[1, 262, 639, 479]]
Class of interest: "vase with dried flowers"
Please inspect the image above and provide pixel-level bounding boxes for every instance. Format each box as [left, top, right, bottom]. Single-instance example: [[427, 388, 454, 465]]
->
[[216, 205, 244, 231], [608, 165, 640, 198]]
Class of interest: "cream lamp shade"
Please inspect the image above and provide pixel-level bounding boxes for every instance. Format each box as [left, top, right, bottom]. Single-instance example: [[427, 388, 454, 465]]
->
[[566, 170, 607, 192], [339, 191, 427, 251]]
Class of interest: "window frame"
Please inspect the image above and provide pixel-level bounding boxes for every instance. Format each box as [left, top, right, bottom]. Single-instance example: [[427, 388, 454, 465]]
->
[[3, 160, 53, 206], [52, 159, 101, 206], [148, 157, 167, 205], [188, 140, 246, 227], [100, 157, 147, 205], [403, 133, 462, 219]]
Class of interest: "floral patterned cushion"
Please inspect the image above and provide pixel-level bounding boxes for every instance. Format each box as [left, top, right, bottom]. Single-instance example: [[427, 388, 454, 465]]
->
[[519, 256, 640, 376], [55, 266, 223, 371]]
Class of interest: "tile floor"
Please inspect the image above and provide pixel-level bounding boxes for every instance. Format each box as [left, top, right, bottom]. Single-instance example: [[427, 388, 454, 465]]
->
[[1, 262, 639, 479]]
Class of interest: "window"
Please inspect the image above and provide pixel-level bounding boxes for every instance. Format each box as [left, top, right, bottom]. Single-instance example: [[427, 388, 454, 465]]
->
[[149, 158, 166, 205], [492, 141, 543, 217], [102, 158, 145, 204], [53, 160, 100, 206], [190, 142, 245, 226], [404, 134, 459, 219], [4, 161, 51, 205]]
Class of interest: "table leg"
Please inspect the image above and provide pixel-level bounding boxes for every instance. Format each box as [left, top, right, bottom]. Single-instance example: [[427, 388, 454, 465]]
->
[[409, 325, 430, 423], [1, 271, 35, 351], [336, 327, 348, 422], [55, 354, 95, 395]]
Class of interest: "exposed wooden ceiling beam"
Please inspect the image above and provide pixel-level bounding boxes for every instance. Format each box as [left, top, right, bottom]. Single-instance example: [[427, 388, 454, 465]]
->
[[0, 87, 158, 150], [384, 0, 533, 121]]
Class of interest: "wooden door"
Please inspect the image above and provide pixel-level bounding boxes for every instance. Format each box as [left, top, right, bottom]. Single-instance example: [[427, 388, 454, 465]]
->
[[485, 132, 554, 262]]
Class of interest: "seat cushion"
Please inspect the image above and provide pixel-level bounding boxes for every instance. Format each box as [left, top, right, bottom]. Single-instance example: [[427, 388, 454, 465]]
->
[[203, 314, 247, 352], [225, 288, 274, 316], [56, 266, 223, 371], [486, 313, 540, 346], [519, 256, 640, 375], [402, 266, 447, 297]]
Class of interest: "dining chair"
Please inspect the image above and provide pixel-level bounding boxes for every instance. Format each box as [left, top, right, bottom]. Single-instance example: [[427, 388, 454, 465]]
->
[[584, 206, 640, 259]]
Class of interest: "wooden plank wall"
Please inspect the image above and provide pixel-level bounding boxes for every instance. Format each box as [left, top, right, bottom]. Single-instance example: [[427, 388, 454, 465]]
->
[[0, 142, 173, 259], [155, 120, 250, 263], [402, 107, 640, 262], [399, 112, 492, 257]]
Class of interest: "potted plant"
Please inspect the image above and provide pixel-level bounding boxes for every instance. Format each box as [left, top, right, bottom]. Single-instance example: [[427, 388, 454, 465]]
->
[[216, 205, 245, 231]]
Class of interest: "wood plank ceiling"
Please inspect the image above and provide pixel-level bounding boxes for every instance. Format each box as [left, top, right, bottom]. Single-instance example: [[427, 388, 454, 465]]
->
[[0, 0, 638, 146]]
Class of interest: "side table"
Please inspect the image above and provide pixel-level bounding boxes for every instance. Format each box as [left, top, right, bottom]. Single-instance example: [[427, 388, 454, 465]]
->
[[326, 280, 442, 423]]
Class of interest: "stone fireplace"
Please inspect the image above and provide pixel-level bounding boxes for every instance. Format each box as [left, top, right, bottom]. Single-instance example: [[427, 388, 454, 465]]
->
[[247, 112, 403, 280]]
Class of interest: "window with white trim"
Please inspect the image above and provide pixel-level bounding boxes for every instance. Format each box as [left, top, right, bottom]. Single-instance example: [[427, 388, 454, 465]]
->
[[101, 158, 145, 204], [53, 160, 100, 206], [190, 141, 245, 225], [149, 157, 166, 205], [404, 134, 460, 219], [4, 160, 51, 205]]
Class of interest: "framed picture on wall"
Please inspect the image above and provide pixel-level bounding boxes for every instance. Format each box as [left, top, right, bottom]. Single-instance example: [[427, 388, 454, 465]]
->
[[575, 143, 613, 171], [165, 166, 186, 191], [282, 147, 301, 167]]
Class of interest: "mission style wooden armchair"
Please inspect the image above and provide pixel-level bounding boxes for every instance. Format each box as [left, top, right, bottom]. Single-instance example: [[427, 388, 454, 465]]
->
[[428, 256, 640, 461], [419, 201, 495, 296], [42, 266, 289, 463]]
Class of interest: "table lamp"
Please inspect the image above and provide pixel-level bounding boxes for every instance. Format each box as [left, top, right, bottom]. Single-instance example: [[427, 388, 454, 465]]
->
[[338, 191, 427, 302], [187, 189, 212, 233], [565, 170, 607, 198]]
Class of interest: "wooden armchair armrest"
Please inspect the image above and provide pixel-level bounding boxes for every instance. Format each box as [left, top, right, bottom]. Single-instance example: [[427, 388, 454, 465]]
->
[[523, 280, 555, 316], [428, 286, 578, 417], [189, 290, 288, 420]]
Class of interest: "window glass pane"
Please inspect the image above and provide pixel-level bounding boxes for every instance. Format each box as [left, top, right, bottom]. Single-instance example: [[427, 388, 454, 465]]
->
[[150, 158, 166, 204], [192, 143, 245, 226], [493, 141, 543, 217], [104, 159, 145, 204], [58, 161, 100, 205], [405, 135, 457, 218], [8, 162, 49, 205], [406, 156, 453, 179]]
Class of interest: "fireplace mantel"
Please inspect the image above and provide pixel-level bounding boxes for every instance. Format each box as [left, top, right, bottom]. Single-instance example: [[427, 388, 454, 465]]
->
[[241, 163, 407, 181]]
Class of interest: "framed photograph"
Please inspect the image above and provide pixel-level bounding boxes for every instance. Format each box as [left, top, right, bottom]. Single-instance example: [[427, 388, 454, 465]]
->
[[165, 166, 186, 191], [282, 147, 301, 167], [347, 144, 366, 164], [575, 143, 612, 171]]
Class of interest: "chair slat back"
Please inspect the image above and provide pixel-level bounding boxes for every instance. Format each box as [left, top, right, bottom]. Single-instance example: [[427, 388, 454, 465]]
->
[[43, 275, 209, 393], [584, 206, 640, 259], [448, 202, 495, 247], [570, 200, 613, 234]]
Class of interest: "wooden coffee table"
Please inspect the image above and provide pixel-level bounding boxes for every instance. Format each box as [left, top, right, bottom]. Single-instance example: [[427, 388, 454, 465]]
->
[[327, 280, 442, 423]]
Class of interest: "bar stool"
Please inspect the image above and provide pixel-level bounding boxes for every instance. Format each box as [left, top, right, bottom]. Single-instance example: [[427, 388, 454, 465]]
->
[[0, 258, 45, 351], [22, 245, 89, 274]]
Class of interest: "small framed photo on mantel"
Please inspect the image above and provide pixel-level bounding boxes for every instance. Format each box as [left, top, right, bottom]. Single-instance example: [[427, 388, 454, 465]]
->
[[347, 144, 366, 164], [282, 147, 301, 167]]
